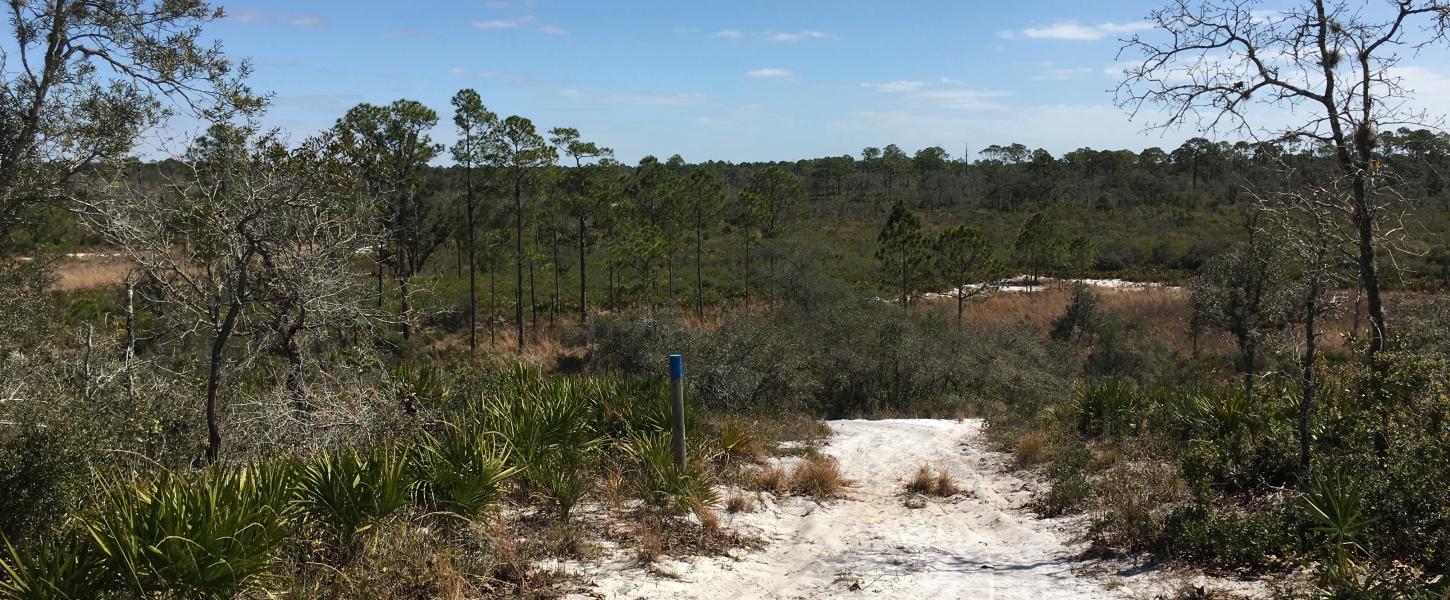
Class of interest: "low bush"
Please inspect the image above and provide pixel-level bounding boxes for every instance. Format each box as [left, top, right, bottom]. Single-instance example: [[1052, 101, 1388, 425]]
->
[[904, 464, 960, 497], [788, 455, 849, 501], [294, 445, 411, 553], [578, 273, 1078, 420], [87, 461, 296, 597], [620, 430, 718, 515], [411, 425, 519, 520]]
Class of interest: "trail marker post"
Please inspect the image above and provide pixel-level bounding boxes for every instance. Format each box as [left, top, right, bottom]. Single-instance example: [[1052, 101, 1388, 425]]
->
[[669, 353, 686, 469]]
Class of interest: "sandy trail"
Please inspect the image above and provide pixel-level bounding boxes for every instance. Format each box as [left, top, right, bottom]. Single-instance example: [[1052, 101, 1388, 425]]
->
[[570, 419, 1173, 599]]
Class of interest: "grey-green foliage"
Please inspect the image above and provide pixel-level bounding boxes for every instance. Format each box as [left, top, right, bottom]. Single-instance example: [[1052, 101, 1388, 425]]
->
[[0, 261, 53, 353], [579, 265, 1079, 418], [1190, 237, 1298, 392]]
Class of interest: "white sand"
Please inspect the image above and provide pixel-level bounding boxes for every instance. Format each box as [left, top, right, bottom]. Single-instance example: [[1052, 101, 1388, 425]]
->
[[923, 276, 1178, 299], [570, 419, 1240, 599]]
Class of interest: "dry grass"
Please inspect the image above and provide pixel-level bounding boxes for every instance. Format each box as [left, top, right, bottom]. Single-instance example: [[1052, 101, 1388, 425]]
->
[[749, 465, 789, 495], [922, 283, 1385, 356], [746, 454, 850, 501], [903, 464, 960, 497], [611, 509, 759, 567], [1089, 461, 1190, 552], [787, 455, 850, 501], [1013, 430, 1050, 467], [597, 467, 627, 510], [724, 493, 755, 514], [634, 516, 666, 564], [696, 506, 720, 534], [50, 256, 136, 291]]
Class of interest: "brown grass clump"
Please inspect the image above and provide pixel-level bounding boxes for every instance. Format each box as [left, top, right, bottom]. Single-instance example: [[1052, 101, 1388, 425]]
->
[[1013, 430, 1050, 467], [904, 464, 960, 497], [750, 465, 789, 495], [724, 493, 755, 514], [747, 455, 851, 500], [788, 455, 849, 501], [598, 467, 627, 510], [696, 506, 720, 534]]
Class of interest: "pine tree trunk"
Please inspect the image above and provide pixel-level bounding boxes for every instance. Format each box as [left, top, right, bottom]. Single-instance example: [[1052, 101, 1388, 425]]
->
[[695, 224, 704, 321], [578, 215, 588, 323], [743, 230, 751, 296], [529, 241, 538, 333], [466, 165, 477, 351], [551, 236, 560, 327], [514, 177, 525, 351]]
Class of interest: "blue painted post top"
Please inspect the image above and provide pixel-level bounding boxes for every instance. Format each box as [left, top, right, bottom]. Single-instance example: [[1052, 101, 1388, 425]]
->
[[669, 354, 683, 380]]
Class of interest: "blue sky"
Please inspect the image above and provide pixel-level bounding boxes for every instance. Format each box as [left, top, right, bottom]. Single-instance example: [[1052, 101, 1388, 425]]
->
[[206, 0, 1450, 163]]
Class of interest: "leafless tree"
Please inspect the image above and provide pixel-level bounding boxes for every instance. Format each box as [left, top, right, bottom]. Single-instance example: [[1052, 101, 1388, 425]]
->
[[1253, 160, 1356, 478], [1117, 0, 1450, 357], [77, 124, 377, 462]]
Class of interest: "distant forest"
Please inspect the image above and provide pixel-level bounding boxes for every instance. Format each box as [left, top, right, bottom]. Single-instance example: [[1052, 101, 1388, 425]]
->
[[14, 128, 1446, 294]]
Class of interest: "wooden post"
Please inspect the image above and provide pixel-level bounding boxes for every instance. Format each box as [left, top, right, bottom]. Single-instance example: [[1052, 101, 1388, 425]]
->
[[669, 354, 685, 469]]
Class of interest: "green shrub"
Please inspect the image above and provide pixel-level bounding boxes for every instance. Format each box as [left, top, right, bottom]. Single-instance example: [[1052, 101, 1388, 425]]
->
[[294, 445, 411, 551], [1160, 504, 1299, 570], [620, 431, 718, 514], [0, 415, 94, 541], [0, 534, 107, 600], [85, 461, 295, 598], [580, 292, 1078, 419], [411, 425, 519, 520], [1038, 444, 1092, 516]]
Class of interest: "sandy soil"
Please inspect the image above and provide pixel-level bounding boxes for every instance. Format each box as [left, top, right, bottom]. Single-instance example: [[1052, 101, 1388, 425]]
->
[[570, 419, 1251, 599]]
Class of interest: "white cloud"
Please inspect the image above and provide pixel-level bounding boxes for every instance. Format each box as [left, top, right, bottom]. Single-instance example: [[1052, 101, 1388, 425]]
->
[[1389, 65, 1450, 119], [471, 15, 569, 35], [1019, 20, 1150, 41], [861, 78, 1011, 110], [472, 15, 535, 29], [746, 68, 794, 79], [711, 29, 745, 40], [912, 88, 1014, 110], [281, 15, 324, 27], [225, 9, 325, 27], [862, 80, 927, 93], [763, 30, 836, 43], [1032, 64, 1094, 81], [561, 89, 707, 106]]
